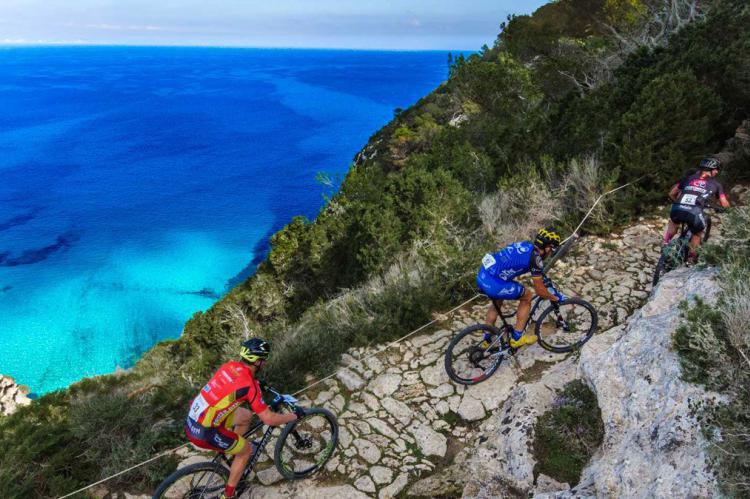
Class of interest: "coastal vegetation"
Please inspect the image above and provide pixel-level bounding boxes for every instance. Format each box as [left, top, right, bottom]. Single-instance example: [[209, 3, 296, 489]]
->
[[533, 380, 604, 486], [674, 205, 750, 497], [1, 0, 749, 496]]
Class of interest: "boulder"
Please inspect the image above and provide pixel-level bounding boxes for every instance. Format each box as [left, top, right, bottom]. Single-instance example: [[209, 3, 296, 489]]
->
[[572, 268, 722, 498]]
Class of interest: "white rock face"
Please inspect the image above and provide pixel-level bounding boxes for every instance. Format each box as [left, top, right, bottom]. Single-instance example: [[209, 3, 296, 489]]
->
[[460, 357, 579, 495], [0, 375, 31, 416], [569, 268, 721, 499]]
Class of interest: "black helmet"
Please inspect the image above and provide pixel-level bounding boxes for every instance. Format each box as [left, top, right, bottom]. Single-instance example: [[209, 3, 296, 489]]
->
[[240, 338, 271, 364], [534, 227, 562, 248], [699, 157, 721, 172]]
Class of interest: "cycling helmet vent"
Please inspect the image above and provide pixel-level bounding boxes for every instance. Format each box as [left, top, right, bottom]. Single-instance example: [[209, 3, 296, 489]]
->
[[699, 157, 721, 171], [240, 338, 271, 364], [535, 227, 562, 248]]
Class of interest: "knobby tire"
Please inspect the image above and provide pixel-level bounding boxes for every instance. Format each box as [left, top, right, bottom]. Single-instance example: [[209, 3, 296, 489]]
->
[[444, 324, 505, 385], [535, 297, 598, 353], [274, 407, 339, 480], [151, 461, 228, 499]]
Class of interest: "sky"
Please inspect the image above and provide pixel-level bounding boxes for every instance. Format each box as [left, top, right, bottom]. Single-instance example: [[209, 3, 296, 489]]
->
[[0, 0, 549, 50]]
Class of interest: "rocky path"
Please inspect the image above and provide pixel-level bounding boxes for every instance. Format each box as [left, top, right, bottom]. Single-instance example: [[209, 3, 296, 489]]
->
[[231, 217, 676, 498]]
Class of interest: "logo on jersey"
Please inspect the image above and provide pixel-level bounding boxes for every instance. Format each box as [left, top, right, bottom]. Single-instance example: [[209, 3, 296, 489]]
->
[[513, 242, 530, 253], [202, 384, 211, 393], [481, 253, 497, 270]]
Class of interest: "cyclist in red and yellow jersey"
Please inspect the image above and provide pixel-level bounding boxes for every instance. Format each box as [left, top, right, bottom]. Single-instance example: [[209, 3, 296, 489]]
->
[[184, 338, 297, 499]]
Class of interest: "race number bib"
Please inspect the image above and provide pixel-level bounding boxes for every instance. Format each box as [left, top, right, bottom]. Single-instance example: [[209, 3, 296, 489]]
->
[[482, 253, 497, 270], [681, 194, 698, 206], [189, 394, 209, 420]]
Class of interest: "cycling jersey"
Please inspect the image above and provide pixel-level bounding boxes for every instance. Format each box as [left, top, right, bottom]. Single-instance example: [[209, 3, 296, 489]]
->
[[184, 361, 268, 455], [480, 241, 544, 280], [672, 172, 726, 214], [476, 241, 544, 300]]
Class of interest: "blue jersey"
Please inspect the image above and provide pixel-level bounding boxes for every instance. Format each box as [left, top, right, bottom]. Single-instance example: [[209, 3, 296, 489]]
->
[[480, 241, 544, 281]]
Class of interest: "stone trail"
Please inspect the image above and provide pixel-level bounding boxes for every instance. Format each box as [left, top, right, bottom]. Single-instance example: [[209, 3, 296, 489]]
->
[[216, 217, 674, 498]]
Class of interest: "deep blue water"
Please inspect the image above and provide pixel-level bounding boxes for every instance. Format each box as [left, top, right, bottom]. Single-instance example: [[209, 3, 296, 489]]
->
[[0, 46, 451, 394]]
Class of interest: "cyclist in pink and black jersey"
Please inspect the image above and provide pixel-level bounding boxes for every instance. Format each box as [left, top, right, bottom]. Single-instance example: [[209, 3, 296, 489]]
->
[[663, 157, 730, 261]]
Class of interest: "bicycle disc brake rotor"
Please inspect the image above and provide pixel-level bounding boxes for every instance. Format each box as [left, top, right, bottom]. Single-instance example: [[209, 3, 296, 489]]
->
[[468, 346, 488, 367], [295, 435, 314, 450]]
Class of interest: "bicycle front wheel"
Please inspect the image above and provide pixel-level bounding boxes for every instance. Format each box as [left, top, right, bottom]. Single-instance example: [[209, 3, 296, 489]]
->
[[535, 298, 598, 353], [652, 253, 668, 287], [444, 324, 506, 385], [152, 461, 228, 499], [274, 407, 338, 480]]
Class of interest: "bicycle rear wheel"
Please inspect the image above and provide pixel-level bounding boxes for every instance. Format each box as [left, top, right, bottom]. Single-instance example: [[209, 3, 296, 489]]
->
[[274, 408, 338, 480], [535, 298, 597, 353], [152, 461, 228, 499], [444, 324, 507, 385]]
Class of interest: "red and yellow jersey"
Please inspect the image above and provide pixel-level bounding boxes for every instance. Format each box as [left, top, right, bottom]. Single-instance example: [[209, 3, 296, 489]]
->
[[188, 361, 269, 428]]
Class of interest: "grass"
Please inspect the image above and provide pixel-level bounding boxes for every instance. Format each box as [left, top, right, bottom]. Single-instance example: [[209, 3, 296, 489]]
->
[[532, 379, 604, 486]]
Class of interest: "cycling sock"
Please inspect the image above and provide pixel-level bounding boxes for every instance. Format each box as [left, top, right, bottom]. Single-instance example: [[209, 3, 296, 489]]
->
[[511, 329, 523, 341], [224, 485, 236, 498]]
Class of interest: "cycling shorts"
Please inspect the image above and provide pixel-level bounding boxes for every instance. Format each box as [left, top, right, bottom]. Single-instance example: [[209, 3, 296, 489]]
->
[[477, 268, 525, 300], [670, 205, 706, 234], [184, 412, 247, 455]]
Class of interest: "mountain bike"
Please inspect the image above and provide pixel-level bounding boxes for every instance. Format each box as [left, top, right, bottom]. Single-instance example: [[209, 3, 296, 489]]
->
[[652, 206, 716, 287], [152, 384, 338, 499], [444, 275, 598, 385]]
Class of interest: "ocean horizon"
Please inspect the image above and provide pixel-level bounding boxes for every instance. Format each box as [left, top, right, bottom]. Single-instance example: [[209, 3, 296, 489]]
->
[[0, 46, 454, 395]]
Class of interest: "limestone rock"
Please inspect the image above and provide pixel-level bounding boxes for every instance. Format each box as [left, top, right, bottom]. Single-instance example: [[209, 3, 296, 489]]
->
[[337, 368, 365, 391], [353, 438, 382, 464], [256, 466, 283, 485], [369, 373, 401, 397], [409, 422, 447, 457], [354, 475, 376, 493], [370, 465, 393, 485], [380, 472, 409, 498], [574, 268, 721, 498], [457, 394, 486, 422], [0, 376, 31, 416], [249, 483, 370, 499], [381, 397, 412, 426], [419, 363, 449, 386]]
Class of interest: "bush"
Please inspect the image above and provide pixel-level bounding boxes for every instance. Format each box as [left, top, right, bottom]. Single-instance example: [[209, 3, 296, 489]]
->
[[533, 379, 604, 485], [676, 206, 750, 497]]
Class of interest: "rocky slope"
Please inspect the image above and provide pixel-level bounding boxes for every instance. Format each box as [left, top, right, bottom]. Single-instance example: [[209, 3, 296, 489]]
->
[[194, 214, 721, 499], [167, 215, 713, 498]]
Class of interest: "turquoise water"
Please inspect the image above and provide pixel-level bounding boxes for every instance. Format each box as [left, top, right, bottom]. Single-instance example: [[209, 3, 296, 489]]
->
[[0, 46, 452, 394]]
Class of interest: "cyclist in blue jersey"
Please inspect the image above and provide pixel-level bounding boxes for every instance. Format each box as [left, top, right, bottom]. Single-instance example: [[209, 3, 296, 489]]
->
[[477, 227, 565, 348]]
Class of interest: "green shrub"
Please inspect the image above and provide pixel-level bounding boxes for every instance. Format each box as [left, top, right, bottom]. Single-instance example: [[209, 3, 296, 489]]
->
[[676, 206, 750, 497], [533, 380, 604, 485]]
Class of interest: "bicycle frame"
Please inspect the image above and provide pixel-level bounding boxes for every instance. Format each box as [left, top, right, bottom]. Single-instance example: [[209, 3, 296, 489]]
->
[[213, 419, 275, 485], [213, 387, 299, 489], [492, 295, 548, 332]]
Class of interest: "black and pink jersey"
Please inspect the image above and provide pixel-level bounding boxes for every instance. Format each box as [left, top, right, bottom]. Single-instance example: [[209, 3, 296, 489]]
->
[[673, 172, 726, 212]]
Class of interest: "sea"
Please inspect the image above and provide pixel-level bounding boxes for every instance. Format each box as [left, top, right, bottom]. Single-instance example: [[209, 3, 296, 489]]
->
[[0, 46, 452, 395]]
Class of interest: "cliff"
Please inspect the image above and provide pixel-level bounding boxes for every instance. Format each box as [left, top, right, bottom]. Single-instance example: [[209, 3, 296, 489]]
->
[[2, 1, 750, 497]]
